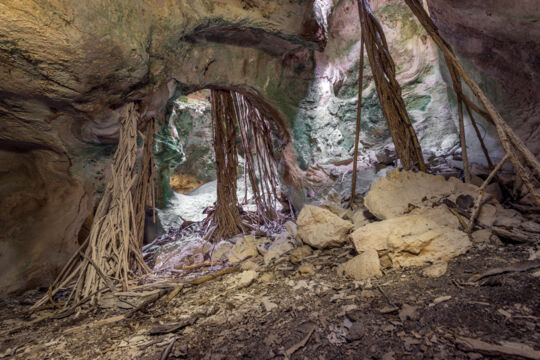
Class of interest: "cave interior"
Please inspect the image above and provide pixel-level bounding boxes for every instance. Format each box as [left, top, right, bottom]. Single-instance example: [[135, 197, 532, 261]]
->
[[0, 0, 539, 359]]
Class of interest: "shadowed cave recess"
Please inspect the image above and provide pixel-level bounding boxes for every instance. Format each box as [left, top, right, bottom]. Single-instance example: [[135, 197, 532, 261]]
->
[[0, 0, 539, 359]]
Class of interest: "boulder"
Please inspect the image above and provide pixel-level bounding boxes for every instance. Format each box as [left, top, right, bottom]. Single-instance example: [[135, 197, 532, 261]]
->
[[297, 205, 353, 249], [351, 214, 471, 268], [228, 235, 259, 263], [289, 246, 313, 264], [364, 170, 482, 220], [337, 249, 382, 280], [364, 170, 454, 219]]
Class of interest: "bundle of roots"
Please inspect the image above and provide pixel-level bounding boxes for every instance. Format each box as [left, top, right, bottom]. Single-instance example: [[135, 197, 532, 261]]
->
[[202, 89, 285, 243], [34, 104, 154, 309]]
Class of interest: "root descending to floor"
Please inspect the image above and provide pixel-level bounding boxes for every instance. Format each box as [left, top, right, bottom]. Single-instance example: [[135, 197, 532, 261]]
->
[[204, 89, 286, 243], [33, 103, 151, 309]]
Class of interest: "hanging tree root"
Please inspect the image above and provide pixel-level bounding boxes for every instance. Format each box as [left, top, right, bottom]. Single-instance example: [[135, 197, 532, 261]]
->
[[349, 12, 366, 208], [205, 89, 285, 242], [404, 0, 540, 207], [357, 0, 426, 172], [134, 117, 157, 248], [207, 89, 245, 242], [234, 92, 281, 223], [33, 103, 152, 310]]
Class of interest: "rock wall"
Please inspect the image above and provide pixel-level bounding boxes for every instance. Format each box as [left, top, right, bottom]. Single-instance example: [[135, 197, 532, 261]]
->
[[292, 0, 459, 167], [426, 0, 540, 158]]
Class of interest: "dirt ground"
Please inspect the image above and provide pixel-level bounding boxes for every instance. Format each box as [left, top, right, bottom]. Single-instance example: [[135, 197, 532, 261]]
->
[[1, 241, 539, 360]]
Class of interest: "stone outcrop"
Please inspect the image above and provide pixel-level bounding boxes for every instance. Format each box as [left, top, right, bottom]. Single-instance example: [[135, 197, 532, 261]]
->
[[364, 169, 481, 220], [351, 212, 471, 268], [297, 205, 353, 249]]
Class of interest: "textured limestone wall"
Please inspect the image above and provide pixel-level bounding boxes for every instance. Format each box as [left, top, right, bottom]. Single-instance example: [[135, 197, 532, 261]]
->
[[292, 0, 460, 167], [426, 0, 540, 159]]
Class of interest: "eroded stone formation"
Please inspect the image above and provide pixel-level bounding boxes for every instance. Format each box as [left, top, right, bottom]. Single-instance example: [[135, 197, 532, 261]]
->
[[0, 0, 538, 294]]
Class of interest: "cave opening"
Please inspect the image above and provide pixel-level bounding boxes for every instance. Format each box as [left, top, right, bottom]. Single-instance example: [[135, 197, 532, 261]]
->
[[145, 87, 296, 273]]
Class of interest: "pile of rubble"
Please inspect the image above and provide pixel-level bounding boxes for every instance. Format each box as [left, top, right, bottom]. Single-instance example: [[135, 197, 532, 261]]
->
[[149, 169, 538, 285]]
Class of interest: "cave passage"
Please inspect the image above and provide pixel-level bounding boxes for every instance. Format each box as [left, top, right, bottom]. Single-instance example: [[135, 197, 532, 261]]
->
[[1, 0, 539, 358]]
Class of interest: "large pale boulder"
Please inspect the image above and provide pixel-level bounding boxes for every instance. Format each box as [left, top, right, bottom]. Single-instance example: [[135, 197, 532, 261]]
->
[[351, 213, 471, 268], [409, 205, 460, 229], [297, 205, 353, 249], [364, 170, 480, 220]]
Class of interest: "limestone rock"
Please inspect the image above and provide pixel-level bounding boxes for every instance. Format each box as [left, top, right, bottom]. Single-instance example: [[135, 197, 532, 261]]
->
[[297, 205, 353, 249], [264, 236, 295, 265], [399, 304, 419, 321], [494, 206, 524, 228], [321, 201, 350, 219], [409, 205, 460, 229], [298, 263, 315, 276], [337, 249, 382, 280], [364, 170, 485, 221], [477, 203, 497, 228], [211, 241, 233, 262], [352, 210, 371, 230], [259, 273, 274, 283], [422, 262, 448, 278], [262, 299, 278, 312], [237, 270, 258, 289], [289, 246, 313, 264], [351, 214, 471, 268], [284, 221, 298, 238], [364, 170, 454, 219], [229, 235, 259, 263], [154, 240, 212, 270], [521, 221, 540, 234], [471, 229, 493, 244], [241, 260, 260, 272]]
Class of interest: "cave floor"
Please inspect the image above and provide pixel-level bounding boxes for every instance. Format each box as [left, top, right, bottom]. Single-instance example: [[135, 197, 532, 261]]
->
[[1, 243, 539, 360]]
